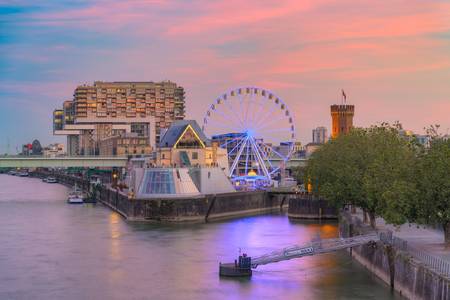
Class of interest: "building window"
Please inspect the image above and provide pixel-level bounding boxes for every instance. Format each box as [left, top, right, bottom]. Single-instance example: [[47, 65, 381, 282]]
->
[[162, 153, 165, 159], [192, 152, 198, 160]]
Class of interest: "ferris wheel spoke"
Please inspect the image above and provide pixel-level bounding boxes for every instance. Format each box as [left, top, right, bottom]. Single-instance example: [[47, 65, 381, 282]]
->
[[211, 105, 244, 131], [253, 101, 280, 130], [254, 90, 269, 126], [244, 139, 250, 175], [258, 127, 293, 136], [254, 141, 275, 172], [252, 99, 267, 129], [237, 91, 246, 128], [206, 118, 241, 134], [262, 142, 290, 161], [236, 90, 246, 128], [251, 94, 261, 127], [219, 96, 245, 130], [229, 137, 248, 177], [219, 135, 244, 148], [227, 136, 247, 156], [248, 92, 258, 128], [257, 115, 290, 133], [249, 138, 270, 178], [243, 92, 252, 129]]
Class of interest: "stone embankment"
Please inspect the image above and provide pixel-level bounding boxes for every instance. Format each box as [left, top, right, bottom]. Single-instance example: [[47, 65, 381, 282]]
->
[[98, 186, 287, 222], [340, 211, 450, 300], [287, 194, 338, 219]]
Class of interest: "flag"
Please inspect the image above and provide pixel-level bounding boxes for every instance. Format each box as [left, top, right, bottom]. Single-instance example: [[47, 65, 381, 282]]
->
[[342, 89, 347, 104]]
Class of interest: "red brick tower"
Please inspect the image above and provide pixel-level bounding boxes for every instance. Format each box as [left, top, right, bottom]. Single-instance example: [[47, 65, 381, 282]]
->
[[330, 104, 354, 139]]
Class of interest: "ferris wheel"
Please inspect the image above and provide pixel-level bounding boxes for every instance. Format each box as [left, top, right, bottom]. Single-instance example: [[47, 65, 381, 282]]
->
[[202, 87, 295, 180]]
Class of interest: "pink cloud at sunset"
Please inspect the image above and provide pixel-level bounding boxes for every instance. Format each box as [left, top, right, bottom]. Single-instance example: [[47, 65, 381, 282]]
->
[[0, 0, 449, 149]]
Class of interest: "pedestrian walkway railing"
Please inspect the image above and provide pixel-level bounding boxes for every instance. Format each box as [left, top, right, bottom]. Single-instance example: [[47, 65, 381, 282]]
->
[[407, 243, 450, 277], [379, 228, 450, 277], [345, 210, 450, 277]]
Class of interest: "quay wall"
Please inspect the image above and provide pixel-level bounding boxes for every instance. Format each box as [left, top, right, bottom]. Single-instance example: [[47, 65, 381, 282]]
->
[[340, 212, 450, 300], [287, 195, 338, 219], [98, 187, 287, 222], [31, 171, 287, 222]]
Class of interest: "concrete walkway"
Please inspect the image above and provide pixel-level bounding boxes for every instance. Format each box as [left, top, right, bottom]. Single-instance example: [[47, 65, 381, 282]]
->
[[353, 210, 450, 262]]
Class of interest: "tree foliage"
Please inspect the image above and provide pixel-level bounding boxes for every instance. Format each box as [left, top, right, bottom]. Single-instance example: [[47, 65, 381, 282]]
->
[[414, 134, 450, 242], [306, 123, 450, 242], [307, 123, 418, 227]]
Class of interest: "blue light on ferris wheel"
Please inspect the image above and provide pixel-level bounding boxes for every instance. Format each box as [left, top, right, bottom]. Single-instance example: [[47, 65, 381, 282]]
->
[[245, 129, 255, 138]]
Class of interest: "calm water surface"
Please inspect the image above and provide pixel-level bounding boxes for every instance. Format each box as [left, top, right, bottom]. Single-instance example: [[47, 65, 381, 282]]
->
[[0, 174, 400, 299]]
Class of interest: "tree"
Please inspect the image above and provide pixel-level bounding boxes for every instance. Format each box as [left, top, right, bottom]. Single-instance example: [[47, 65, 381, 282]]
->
[[307, 123, 418, 228], [291, 166, 307, 186], [307, 128, 370, 215], [361, 125, 418, 227], [415, 136, 450, 243]]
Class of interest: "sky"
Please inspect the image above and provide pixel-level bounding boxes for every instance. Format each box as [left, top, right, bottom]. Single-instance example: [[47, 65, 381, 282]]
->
[[1, 0, 450, 153]]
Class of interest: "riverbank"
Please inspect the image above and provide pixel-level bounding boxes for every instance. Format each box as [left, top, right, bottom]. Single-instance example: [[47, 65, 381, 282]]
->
[[340, 211, 450, 300]]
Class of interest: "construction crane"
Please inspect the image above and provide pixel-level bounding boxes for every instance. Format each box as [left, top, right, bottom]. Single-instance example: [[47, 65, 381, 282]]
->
[[219, 233, 379, 277]]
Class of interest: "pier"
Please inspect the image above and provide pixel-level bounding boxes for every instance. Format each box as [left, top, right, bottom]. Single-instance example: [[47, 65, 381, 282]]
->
[[219, 233, 379, 277]]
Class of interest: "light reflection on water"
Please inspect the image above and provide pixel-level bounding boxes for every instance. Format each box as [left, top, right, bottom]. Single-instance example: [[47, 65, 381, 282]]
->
[[0, 175, 400, 299]]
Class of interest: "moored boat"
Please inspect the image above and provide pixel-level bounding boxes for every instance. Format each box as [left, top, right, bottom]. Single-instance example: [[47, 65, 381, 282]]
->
[[67, 185, 85, 204], [46, 177, 57, 183], [67, 194, 84, 204]]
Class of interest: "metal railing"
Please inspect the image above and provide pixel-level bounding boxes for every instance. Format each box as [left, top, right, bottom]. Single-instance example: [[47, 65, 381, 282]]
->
[[406, 242, 450, 277], [347, 212, 450, 277], [379, 228, 450, 277]]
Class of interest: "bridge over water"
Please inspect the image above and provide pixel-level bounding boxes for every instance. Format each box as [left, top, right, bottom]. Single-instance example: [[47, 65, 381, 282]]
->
[[0, 156, 307, 169], [0, 156, 129, 168]]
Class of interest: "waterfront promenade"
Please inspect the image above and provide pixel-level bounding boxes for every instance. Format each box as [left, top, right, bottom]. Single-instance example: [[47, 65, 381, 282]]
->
[[356, 210, 450, 262]]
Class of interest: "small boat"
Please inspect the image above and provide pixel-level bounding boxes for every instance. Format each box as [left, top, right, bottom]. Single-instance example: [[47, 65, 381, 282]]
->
[[67, 185, 85, 204], [46, 177, 58, 183], [67, 193, 84, 204], [18, 171, 29, 177]]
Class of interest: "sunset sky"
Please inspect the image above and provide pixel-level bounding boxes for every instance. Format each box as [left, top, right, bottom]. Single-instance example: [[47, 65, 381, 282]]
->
[[1, 0, 450, 152]]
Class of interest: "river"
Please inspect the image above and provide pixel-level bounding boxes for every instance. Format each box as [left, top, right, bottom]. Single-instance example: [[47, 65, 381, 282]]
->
[[0, 174, 400, 299]]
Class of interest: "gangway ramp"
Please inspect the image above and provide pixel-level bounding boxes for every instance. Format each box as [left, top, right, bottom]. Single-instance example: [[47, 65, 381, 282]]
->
[[219, 233, 379, 277]]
